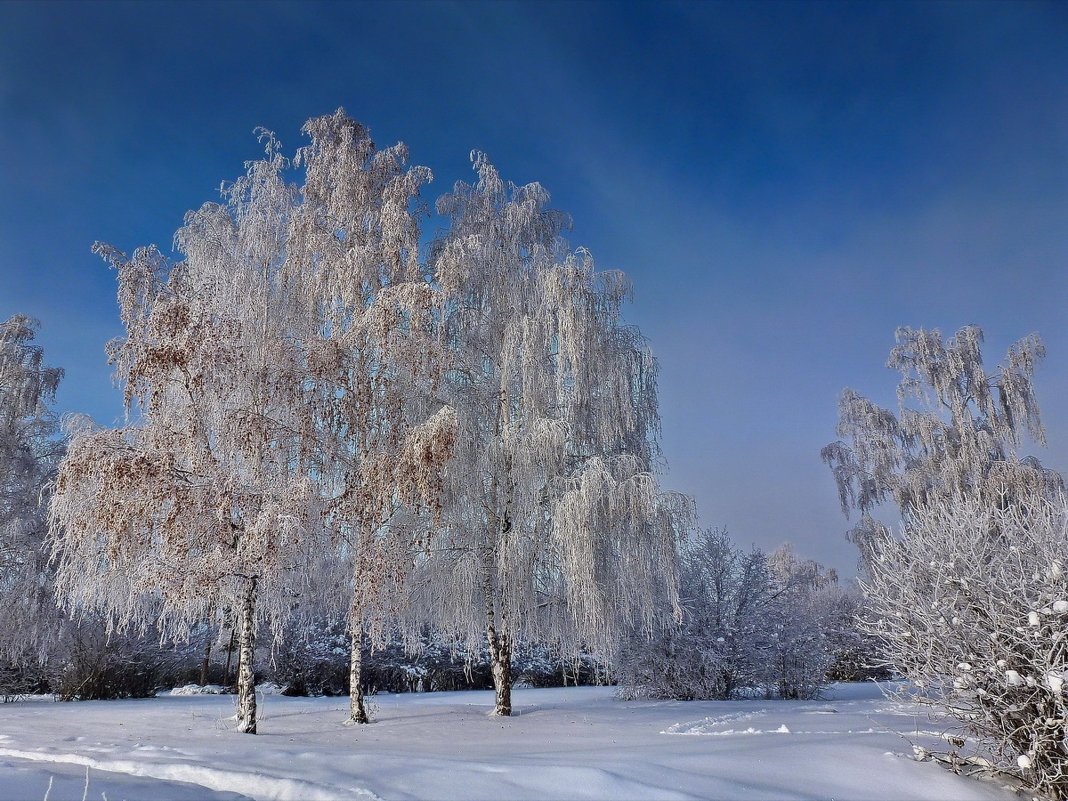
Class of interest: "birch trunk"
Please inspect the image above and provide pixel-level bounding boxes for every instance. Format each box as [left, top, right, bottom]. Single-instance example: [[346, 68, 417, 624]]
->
[[483, 551, 512, 716], [487, 625, 512, 716], [348, 624, 369, 724], [236, 578, 257, 734]]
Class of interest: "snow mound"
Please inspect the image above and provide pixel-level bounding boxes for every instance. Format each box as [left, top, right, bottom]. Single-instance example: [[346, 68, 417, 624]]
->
[[256, 682, 289, 696], [169, 683, 289, 697], [169, 684, 230, 696]]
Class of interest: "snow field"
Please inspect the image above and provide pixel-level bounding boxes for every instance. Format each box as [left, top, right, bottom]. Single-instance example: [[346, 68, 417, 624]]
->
[[0, 683, 1019, 801]]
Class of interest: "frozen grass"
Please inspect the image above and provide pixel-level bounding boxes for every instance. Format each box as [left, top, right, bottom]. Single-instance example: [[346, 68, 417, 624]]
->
[[0, 683, 1020, 800]]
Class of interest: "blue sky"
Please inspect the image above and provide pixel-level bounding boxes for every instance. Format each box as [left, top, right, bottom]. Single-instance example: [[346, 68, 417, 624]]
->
[[2, 0, 1066, 576]]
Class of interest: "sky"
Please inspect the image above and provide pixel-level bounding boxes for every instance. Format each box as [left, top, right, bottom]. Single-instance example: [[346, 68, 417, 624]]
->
[[1, 0, 1066, 577]]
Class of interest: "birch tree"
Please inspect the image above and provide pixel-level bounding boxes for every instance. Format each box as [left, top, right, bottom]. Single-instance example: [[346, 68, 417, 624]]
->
[[411, 154, 689, 715], [51, 134, 319, 734], [822, 325, 1060, 570], [287, 110, 455, 724], [0, 315, 64, 669]]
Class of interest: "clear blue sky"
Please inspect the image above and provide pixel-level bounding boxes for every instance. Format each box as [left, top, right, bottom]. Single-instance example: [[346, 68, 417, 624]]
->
[[2, 0, 1066, 576]]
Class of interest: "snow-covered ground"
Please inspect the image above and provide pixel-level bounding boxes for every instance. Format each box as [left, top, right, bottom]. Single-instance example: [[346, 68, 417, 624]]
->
[[0, 683, 1020, 801]]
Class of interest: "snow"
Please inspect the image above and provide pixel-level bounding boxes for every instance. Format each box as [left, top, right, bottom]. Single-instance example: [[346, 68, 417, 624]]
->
[[169, 684, 231, 696], [0, 683, 1018, 800]]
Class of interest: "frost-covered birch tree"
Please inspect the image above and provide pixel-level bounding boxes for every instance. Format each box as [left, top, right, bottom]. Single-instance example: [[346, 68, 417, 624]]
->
[[50, 134, 320, 734], [0, 315, 64, 668], [287, 110, 455, 724], [822, 325, 1060, 570], [411, 154, 688, 716]]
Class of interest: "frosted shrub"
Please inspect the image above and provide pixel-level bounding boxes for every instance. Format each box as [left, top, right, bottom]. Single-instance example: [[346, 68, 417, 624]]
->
[[619, 530, 843, 700], [866, 492, 1068, 799]]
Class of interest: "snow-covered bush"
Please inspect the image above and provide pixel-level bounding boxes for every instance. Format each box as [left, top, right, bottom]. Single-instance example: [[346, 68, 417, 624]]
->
[[619, 530, 847, 700], [823, 584, 889, 682], [618, 528, 762, 700], [271, 619, 350, 697], [0, 661, 46, 702], [866, 491, 1068, 799], [46, 621, 202, 700]]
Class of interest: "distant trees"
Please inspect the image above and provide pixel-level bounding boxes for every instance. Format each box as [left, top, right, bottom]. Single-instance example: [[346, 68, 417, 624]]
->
[[407, 154, 689, 715], [825, 325, 1068, 799], [619, 529, 847, 700]]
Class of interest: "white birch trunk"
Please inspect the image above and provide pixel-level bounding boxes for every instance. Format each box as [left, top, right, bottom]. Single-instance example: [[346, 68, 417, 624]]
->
[[487, 626, 512, 716], [348, 625, 369, 724], [483, 551, 512, 716], [236, 578, 257, 734]]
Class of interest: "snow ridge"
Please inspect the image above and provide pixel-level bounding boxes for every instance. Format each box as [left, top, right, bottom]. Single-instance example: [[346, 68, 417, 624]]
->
[[0, 746, 380, 801]]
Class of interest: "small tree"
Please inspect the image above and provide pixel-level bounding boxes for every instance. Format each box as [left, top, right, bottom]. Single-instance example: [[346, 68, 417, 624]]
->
[[620, 532, 841, 701], [412, 154, 688, 715], [619, 527, 766, 700], [762, 544, 839, 700]]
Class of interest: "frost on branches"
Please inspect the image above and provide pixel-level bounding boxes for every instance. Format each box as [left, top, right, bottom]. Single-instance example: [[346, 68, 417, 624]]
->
[[0, 316, 64, 674], [822, 325, 1060, 571], [45, 113, 686, 730], [868, 492, 1068, 799], [408, 154, 690, 715], [825, 325, 1068, 797]]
